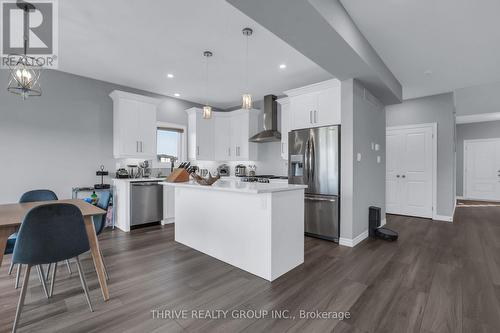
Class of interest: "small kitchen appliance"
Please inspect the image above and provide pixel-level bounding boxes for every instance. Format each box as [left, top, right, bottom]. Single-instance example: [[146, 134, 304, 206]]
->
[[217, 164, 230, 177], [235, 164, 247, 177]]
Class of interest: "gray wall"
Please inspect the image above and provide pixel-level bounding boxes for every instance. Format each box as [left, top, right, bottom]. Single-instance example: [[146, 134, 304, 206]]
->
[[386, 92, 456, 217], [0, 69, 202, 204], [456, 120, 500, 196], [455, 81, 500, 116], [341, 79, 386, 240]]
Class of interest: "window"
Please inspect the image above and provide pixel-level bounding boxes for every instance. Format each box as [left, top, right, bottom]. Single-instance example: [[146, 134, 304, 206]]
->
[[157, 127, 183, 164]]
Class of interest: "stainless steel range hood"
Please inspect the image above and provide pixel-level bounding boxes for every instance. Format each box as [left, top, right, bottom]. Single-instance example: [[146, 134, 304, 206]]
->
[[249, 95, 281, 143]]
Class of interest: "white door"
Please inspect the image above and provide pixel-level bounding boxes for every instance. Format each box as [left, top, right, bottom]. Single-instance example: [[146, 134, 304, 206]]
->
[[316, 87, 341, 127], [291, 93, 316, 130], [214, 116, 231, 161], [386, 125, 434, 218], [119, 99, 140, 156], [196, 112, 214, 160], [137, 102, 157, 157], [465, 139, 500, 200]]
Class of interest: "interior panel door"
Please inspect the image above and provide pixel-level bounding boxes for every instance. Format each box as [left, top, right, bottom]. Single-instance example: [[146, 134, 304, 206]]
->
[[399, 127, 433, 218], [386, 125, 434, 218], [465, 140, 500, 201], [385, 130, 402, 214]]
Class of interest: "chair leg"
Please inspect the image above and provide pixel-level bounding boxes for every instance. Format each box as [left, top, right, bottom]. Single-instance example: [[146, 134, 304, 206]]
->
[[12, 265, 31, 333], [45, 263, 52, 281], [49, 262, 57, 298], [15, 264, 22, 289], [65, 259, 72, 275], [36, 265, 49, 299], [8, 261, 14, 275], [75, 256, 93, 312], [99, 249, 109, 281]]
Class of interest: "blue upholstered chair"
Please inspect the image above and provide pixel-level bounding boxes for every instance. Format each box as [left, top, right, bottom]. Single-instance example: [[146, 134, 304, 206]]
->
[[6, 190, 58, 291], [92, 191, 111, 280], [11, 203, 93, 333]]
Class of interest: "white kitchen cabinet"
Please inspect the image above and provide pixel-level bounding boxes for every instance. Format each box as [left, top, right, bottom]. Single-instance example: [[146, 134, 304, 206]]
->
[[214, 114, 232, 160], [186, 108, 215, 161], [284, 79, 341, 131], [187, 108, 259, 161], [110, 90, 159, 159], [278, 97, 290, 160]]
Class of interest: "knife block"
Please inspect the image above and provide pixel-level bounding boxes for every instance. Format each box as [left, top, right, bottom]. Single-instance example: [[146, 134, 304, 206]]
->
[[166, 168, 190, 183]]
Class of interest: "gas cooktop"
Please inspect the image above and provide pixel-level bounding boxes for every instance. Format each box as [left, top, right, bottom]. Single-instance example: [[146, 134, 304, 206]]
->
[[239, 175, 288, 183]]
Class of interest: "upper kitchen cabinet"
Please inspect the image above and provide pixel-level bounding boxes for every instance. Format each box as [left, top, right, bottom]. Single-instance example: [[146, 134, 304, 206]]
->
[[186, 108, 215, 161], [284, 79, 341, 130], [110, 90, 160, 159], [187, 108, 259, 161], [229, 109, 259, 161], [277, 97, 290, 160]]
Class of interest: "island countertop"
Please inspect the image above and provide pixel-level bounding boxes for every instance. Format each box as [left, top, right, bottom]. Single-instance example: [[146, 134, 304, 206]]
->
[[160, 180, 306, 194]]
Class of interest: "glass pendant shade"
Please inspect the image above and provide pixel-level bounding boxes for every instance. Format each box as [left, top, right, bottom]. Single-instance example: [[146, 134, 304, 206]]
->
[[242, 93, 252, 110], [7, 55, 42, 100], [203, 105, 212, 119]]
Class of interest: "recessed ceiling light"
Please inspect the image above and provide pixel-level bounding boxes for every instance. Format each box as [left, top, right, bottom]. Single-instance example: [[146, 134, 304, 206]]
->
[[174, 93, 180, 97], [167, 73, 174, 78], [279, 64, 287, 69], [424, 70, 432, 75]]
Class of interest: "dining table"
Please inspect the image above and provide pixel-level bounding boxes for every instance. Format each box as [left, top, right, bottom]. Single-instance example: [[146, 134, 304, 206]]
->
[[0, 199, 110, 301]]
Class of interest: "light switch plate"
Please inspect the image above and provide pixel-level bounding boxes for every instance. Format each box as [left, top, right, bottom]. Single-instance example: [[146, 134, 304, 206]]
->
[[377, 156, 381, 164], [371, 142, 375, 150], [375, 144, 380, 151], [357, 153, 362, 162]]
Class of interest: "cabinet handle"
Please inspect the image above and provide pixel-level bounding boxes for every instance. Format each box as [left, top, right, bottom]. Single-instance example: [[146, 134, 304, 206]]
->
[[396, 175, 400, 178], [140, 141, 143, 152], [402, 175, 406, 178], [136, 141, 139, 153], [314, 110, 317, 123], [309, 111, 313, 124], [197, 146, 200, 156], [228, 147, 231, 156]]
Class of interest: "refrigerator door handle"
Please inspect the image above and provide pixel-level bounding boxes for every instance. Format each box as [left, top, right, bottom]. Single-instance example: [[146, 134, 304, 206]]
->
[[310, 136, 316, 181], [304, 138, 311, 183]]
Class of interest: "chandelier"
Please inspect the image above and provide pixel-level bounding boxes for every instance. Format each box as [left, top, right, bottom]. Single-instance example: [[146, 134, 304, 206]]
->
[[202, 51, 213, 119], [241, 27, 253, 110], [7, 2, 42, 100]]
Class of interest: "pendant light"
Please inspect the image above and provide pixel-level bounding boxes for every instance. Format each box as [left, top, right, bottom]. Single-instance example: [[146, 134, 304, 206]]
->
[[7, 2, 42, 100], [242, 27, 253, 110], [202, 51, 213, 119]]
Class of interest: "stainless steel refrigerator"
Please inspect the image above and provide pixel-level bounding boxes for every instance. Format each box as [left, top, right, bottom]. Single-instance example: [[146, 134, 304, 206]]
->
[[288, 125, 340, 241]]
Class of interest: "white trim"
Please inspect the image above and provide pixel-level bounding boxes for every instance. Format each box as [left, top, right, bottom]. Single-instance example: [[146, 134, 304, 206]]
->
[[461, 197, 500, 203], [456, 196, 464, 200], [283, 79, 340, 97], [456, 112, 500, 124], [339, 230, 368, 248], [386, 123, 438, 220], [154, 121, 187, 168], [109, 90, 161, 105], [161, 217, 175, 225], [433, 215, 453, 223], [463, 138, 500, 200]]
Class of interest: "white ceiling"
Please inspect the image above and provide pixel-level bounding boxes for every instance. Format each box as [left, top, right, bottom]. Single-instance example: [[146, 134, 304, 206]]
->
[[58, 0, 332, 109], [340, 0, 500, 100]]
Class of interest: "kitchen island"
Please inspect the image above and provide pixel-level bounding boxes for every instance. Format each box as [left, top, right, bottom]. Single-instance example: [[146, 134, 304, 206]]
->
[[161, 180, 307, 281]]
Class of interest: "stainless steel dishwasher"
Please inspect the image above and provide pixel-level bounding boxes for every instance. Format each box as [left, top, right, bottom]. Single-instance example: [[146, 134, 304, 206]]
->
[[130, 181, 163, 226]]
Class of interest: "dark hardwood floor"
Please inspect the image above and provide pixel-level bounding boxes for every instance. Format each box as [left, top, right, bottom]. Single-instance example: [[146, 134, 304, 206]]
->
[[1, 202, 500, 332]]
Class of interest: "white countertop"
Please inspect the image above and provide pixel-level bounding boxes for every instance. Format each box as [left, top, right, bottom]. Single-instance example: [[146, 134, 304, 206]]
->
[[160, 179, 306, 194], [112, 177, 166, 183]]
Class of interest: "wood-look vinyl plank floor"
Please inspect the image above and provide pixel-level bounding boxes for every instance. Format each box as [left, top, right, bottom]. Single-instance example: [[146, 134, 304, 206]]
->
[[1, 201, 500, 332]]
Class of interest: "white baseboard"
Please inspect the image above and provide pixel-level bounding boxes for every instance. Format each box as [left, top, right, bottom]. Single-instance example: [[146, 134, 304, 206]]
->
[[433, 215, 453, 223], [339, 230, 368, 247], [161, 218, 175, 225]]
